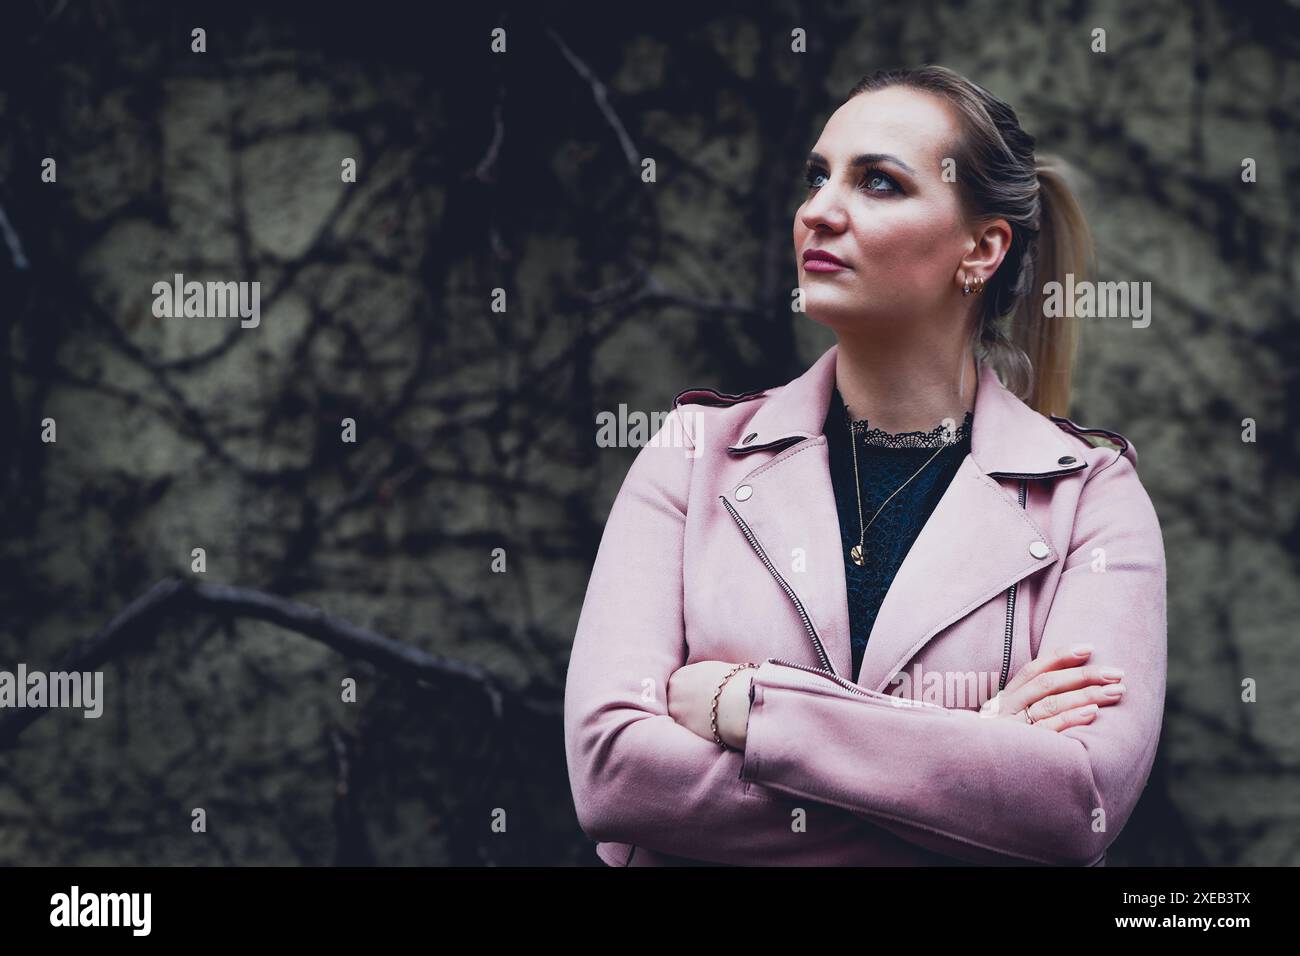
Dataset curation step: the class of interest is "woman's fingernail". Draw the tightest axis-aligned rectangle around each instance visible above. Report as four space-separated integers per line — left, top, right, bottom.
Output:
1101 667 1125 681
1103 683 1126 697
1071 644 1094 656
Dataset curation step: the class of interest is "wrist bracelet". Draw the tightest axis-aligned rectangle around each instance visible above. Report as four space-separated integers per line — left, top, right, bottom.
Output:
712 662 758 750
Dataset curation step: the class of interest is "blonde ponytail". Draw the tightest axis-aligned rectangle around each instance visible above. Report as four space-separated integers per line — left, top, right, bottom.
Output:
1008 156 1097 418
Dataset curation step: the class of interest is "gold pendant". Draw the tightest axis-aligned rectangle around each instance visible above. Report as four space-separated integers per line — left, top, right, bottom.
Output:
850 544 864 566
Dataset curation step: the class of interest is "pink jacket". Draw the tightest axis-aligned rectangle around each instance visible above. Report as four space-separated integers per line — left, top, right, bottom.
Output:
563 343 1167 866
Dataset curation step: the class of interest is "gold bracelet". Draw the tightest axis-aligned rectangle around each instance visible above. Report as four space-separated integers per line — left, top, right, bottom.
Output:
712 662 758 750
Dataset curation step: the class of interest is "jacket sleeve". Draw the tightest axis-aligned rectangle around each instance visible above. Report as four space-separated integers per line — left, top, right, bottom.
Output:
738 447 1168 866
563 408 843 864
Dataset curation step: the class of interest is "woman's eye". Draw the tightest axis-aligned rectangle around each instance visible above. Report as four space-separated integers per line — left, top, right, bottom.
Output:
804 168 828 190
862 170 898 193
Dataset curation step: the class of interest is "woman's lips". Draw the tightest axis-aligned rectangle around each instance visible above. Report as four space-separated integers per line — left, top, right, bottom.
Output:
804 259 849 273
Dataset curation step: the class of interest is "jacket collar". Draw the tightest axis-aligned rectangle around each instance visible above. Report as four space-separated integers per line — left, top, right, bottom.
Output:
724 343 1088 480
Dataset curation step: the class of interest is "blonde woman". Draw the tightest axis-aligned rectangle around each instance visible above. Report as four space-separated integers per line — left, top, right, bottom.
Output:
564 65 1166 866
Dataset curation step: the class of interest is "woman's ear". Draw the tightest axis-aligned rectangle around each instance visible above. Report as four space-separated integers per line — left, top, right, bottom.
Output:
956 217 1012 290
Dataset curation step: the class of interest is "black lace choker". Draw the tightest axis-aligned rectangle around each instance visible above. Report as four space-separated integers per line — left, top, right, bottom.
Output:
841 403 974 449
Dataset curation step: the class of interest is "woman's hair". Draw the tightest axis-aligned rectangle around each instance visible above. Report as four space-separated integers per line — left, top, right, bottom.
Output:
846 66 1096 418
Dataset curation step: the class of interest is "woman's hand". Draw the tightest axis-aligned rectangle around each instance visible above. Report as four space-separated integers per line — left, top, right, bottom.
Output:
980 644 1125 731
667 661 754 750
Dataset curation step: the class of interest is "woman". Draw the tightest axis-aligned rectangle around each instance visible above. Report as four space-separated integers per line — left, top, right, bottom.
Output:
563 65 1166 866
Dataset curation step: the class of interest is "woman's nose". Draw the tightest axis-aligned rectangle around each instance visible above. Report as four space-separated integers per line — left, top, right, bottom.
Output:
800 185 848 233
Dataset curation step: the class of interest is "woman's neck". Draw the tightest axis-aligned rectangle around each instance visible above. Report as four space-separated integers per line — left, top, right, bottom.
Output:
833 334 978 435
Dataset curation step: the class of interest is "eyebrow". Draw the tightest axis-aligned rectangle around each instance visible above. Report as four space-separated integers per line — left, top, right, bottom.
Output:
806 151 915 175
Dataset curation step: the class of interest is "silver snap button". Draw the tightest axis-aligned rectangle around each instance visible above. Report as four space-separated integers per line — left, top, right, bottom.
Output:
742 432 757 445
1057 455 1077 465
735 485 753 501
1029 541 1049 559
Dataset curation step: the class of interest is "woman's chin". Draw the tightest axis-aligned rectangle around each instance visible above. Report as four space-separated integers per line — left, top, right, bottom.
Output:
801 299 874 332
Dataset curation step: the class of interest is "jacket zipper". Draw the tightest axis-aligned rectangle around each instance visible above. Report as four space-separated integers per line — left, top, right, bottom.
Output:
762 657 951 715
998 478 1029 691
765 657 868 696
720 495 836 674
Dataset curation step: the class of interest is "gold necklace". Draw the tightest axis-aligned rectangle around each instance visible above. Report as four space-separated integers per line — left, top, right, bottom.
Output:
845 411 956 567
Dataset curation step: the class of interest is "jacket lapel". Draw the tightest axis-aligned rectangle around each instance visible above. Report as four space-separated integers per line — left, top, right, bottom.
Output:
721 343 1091 690
723 436 854 677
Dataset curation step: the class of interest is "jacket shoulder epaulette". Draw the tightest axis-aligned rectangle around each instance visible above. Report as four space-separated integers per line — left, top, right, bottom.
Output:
1049 415 1138 468
672 385 768 412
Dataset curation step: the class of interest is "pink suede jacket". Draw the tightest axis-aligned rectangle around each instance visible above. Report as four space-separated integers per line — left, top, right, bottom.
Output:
563 343 1167 866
